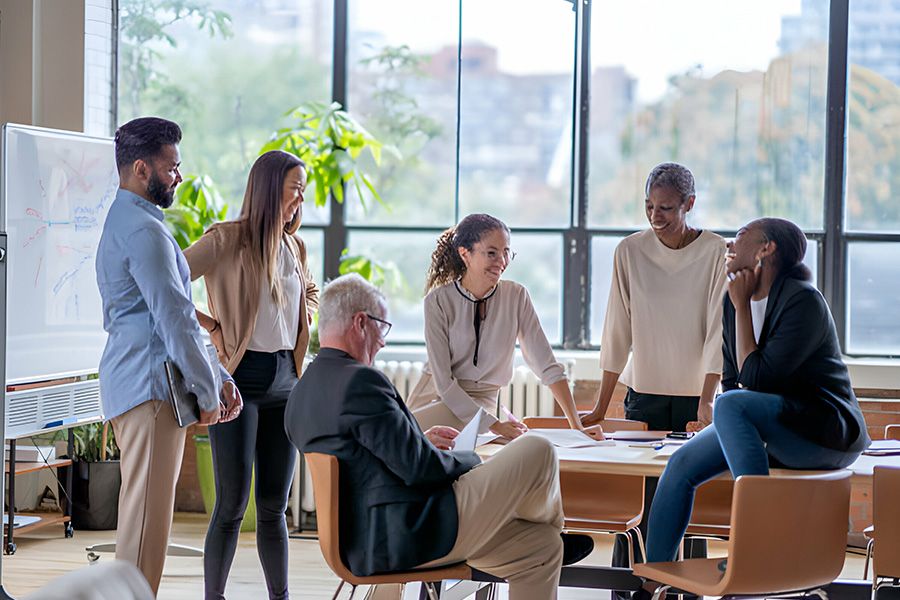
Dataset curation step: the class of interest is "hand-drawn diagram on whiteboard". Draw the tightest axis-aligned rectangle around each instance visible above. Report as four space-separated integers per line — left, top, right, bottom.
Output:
2 125 118 383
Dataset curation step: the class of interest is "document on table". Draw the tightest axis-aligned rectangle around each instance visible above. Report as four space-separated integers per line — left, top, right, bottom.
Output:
863 440 900 456
453 409 484 453
527 429 616 448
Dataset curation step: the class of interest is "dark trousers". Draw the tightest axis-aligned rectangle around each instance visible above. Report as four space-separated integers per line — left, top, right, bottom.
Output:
613 389 705 599
204 350 298 600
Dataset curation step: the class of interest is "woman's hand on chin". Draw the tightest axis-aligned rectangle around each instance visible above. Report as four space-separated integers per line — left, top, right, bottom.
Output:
727 265 760 307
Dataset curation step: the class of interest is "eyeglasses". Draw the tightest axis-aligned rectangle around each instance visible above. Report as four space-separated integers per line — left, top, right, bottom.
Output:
366 313 392 338
476 249 517 264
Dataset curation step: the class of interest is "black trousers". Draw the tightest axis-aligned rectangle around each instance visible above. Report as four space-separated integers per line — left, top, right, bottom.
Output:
613 389 706 598
204 350 298 600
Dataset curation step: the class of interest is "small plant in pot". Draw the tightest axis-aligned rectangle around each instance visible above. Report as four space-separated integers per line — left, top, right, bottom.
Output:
63 422 121 530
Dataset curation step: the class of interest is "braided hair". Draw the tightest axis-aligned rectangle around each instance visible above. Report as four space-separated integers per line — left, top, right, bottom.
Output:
425 213 510 292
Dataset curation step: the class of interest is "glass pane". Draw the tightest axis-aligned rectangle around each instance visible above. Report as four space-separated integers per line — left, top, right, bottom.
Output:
846 1 900 232
117 0 333 222
502 234 563 344
803 238 819 288
300 228 325 289
590 236 624 345
457 0 574 228
346 231 436 342
847 243 900 355
588 1 827 230
346 1 458 227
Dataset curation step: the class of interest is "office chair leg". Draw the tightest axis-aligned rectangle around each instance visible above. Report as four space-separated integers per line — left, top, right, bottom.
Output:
424 582 440 600
806 587 828 600
624 530 637 567
864 538 874 579
332 580 345 600
650 585 671 600
635 528 647 564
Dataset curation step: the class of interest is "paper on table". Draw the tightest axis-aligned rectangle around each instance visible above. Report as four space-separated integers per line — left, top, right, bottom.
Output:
527 429 616 448
863 439 900 456
452 408 484 453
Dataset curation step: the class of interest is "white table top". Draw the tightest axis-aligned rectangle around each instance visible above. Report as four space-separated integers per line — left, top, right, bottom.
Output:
477 440 900 482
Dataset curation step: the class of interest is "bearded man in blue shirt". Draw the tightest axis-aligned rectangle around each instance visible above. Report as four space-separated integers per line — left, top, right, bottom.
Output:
96 117 242 595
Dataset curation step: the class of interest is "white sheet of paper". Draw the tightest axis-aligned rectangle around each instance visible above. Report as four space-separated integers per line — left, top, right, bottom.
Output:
452 408 484 453
527 429 616 448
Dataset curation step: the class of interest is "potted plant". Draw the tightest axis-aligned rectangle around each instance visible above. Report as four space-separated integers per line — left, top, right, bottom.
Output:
63 422 121 530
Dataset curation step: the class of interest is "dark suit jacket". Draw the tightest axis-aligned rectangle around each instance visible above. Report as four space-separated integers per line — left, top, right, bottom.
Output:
722 274 869 452
285 348 481 576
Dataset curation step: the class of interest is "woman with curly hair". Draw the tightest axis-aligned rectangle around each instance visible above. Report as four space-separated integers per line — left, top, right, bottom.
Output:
407 213 596 440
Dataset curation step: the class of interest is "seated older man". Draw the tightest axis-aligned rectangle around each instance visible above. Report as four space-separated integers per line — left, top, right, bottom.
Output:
285 274 592 600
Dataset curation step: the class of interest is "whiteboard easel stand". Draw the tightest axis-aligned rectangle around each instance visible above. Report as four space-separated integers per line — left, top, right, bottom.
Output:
0 233 16 599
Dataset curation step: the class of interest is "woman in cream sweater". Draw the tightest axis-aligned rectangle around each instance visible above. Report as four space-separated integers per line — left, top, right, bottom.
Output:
584 162 727 575
184 150 319 600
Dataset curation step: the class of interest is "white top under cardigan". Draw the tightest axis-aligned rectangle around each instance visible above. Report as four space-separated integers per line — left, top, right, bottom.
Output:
599 228 728 396
422 279 567 425
247 241 302 352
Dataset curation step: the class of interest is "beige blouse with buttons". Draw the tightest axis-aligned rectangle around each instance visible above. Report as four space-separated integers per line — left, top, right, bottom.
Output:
415 279 567 428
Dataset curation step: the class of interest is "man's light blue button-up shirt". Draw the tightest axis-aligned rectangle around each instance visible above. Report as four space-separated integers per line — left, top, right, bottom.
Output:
96 189 225 420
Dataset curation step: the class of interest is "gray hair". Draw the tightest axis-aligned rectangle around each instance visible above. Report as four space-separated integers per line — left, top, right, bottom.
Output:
644 162 695 203
318 274 387 337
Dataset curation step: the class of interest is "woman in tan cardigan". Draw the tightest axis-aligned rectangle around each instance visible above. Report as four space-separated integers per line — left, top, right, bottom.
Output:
184 150 318 600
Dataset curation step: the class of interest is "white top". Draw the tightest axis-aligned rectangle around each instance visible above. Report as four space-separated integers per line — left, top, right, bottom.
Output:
750 297 768 343
599 229 728 396
247 241 302 352
423 279 567 425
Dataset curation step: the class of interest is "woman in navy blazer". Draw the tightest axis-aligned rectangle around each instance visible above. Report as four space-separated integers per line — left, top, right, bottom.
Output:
640 217 870 574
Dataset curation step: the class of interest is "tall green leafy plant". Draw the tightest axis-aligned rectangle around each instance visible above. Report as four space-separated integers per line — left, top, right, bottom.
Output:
166 174 229 249
260 101 399 210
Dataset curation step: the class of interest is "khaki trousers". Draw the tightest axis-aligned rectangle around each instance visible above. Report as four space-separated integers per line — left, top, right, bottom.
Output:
110 400 186 596
367 435 564 600
407 373 501 431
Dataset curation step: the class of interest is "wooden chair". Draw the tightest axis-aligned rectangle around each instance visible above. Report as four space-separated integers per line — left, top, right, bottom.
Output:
522 416 648 566
634 470 852 600
867 466 900 598
684 479 734 540
305 452 473 600
863 424 900 578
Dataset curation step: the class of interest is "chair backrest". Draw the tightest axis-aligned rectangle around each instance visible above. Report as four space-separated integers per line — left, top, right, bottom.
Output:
522 416 648 432
304 452 356 582
873 466 900 579
885 424 900 440
721 471 851 595
690 479 734 528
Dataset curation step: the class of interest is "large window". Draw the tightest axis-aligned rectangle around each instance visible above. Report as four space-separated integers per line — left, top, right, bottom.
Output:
117 0 331 281
114 0 900 357
845 0 900 354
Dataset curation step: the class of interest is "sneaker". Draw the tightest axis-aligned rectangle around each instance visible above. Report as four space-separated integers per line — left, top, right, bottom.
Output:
717 559 727 572
561 533 594 565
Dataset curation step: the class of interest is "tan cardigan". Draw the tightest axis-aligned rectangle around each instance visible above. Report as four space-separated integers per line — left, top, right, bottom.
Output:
184 221 319 375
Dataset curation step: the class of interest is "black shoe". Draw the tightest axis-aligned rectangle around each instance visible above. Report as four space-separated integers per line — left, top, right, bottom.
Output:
632 587 654 600
561 533 594 565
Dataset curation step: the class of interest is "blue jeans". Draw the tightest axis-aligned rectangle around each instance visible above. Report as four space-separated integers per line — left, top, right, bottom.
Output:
645 389 861 563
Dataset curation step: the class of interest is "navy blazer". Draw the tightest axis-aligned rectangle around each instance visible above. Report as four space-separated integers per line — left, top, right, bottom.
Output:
285 348 481 576
722 274 869 452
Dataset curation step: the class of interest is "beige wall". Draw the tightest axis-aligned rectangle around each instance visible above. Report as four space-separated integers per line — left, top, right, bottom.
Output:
0 0 85 132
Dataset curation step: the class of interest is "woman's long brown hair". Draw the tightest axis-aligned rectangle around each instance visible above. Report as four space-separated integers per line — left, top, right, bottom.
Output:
238 150 305 305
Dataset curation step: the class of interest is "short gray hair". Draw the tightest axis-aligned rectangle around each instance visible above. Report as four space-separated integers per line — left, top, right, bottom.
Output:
318 274 387 337
644 162 695 203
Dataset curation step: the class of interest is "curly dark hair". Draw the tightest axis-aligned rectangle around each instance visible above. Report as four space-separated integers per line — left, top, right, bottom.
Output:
424 213 510 292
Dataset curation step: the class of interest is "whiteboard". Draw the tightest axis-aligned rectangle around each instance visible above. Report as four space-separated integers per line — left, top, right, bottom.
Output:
1 124 118 384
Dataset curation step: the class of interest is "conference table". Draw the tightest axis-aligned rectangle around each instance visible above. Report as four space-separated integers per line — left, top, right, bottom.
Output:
467 437 900 599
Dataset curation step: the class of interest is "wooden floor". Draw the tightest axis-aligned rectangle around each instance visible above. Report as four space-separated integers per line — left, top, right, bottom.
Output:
0 513 869 599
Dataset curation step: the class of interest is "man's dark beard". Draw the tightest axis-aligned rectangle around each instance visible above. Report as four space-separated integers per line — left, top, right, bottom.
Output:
147 173 175 208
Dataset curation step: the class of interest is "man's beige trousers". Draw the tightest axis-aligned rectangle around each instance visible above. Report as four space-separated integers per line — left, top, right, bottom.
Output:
110 400 186 596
